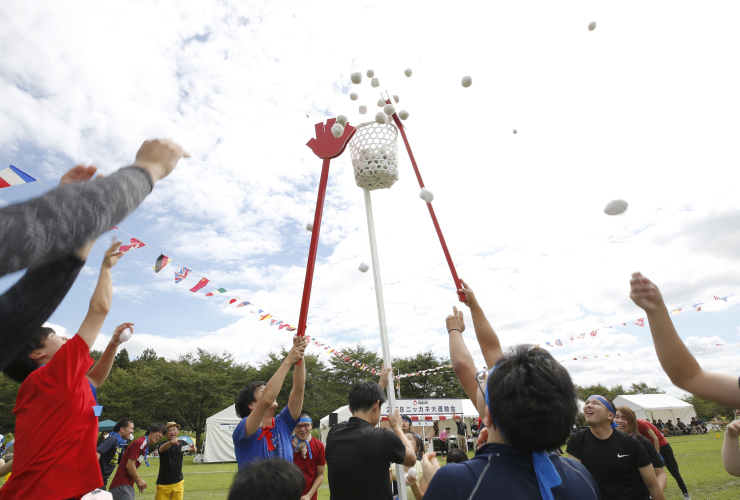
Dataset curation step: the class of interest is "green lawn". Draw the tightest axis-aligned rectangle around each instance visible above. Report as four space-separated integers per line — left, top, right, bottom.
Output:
4 433 740 498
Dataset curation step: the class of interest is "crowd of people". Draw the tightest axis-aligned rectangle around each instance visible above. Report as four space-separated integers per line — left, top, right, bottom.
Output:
0 139 739 500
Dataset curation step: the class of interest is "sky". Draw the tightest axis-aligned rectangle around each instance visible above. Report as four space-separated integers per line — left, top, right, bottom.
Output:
1 0 739 400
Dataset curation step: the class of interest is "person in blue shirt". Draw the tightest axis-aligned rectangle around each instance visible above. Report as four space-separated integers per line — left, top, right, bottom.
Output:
232 336 307 468
421 281 602 500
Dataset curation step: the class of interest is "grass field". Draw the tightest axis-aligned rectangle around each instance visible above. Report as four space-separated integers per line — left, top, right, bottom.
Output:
3 433 740 498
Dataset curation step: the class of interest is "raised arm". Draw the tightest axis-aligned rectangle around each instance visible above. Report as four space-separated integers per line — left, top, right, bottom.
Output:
244 337 307 438
458 280 503 369
446 308 484 417
630 273 740 407
87 322 133 388
389 409 419 467
287 336 307 420
723 420 740 476
77 241 124 349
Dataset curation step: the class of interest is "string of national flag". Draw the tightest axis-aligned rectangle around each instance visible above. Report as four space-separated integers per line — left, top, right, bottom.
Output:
2 159 737 378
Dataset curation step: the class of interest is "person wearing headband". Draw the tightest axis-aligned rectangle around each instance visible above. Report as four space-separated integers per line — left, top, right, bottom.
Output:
566 396 666 500
422 321 601 500
291 411 325 500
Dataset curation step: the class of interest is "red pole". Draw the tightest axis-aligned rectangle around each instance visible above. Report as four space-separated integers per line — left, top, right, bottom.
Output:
295 157 332 362
391 112 466 302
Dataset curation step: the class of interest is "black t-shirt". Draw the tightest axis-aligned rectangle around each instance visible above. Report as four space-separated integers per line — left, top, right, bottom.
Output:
97 434 124 485
677 421 686 430
634 434 664 499
566 429 651 500
156 440 186 485
456 421 467 435
326 417 406 500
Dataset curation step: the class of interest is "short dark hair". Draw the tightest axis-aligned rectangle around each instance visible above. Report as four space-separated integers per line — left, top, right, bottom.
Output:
401 415 412 425
299 410 312 420
487 345 577 451
2 327 54 383
115 418 133 433
235 381 267 419
446 448 469 463
348 380 386 413
145 422 166 436
228 459 305 500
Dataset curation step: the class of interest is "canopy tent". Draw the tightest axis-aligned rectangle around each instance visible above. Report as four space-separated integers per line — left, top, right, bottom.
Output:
203 404 239 463
98 419 117 432
612 394 696 423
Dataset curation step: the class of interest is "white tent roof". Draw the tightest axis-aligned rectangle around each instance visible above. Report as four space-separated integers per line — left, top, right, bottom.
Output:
612 394 696 423
203 404 240 463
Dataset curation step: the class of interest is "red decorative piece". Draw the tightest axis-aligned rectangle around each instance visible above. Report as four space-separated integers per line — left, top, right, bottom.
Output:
296 120 357 363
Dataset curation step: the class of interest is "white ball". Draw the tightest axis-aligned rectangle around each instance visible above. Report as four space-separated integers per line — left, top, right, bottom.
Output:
351 72 362 84
398 110 409 120
367 69 374 77
377 98 386 107
331 122 344 138
461 76 473 88
350 93 358 101
419 188 434 203
408 468 418 478
118 328 132 343
393 95 399 103
359 105 367 114
513 129 517 134
375 112 387 124
404 68 412 77
358 262 369 273
306 222 313 231
336 115 348 126
588 21 596 31
371 77 379 88
603 199 628 216
384 104 395 115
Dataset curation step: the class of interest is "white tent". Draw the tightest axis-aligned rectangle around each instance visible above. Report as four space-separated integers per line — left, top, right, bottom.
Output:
319 405 353 444
612 394 696 423
203 404 240 463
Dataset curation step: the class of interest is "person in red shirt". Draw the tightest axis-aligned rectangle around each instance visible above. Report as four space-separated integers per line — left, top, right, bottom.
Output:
291 411 326 500
635 414 690 499
0 240 134 500
109 423 166 500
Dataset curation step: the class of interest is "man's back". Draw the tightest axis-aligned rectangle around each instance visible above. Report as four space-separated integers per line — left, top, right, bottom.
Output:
326 417 405 500
424 443 601 500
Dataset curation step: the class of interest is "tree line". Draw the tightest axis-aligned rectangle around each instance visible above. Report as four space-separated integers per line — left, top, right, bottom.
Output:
0 345 465 446
2 347 732 446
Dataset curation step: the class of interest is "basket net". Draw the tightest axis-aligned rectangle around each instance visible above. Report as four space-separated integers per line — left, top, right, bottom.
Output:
348 122 399 190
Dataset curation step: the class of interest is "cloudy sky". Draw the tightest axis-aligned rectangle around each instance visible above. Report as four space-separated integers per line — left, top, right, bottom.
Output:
1 0 739 399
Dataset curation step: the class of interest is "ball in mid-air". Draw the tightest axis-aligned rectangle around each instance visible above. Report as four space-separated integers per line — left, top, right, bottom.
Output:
588 21 596 31
603 199 628 215
350 92 358 101
359 105 367 114
358 262 370 273
331 122 344 138
306 222 313 231
367 69 375 77
375 112 388 124
371 77 380 88
398 110 409 120
351 72 362 84
461 76 472 87
383 104 395 115
336 115 348 126
404 68 412 77
419 187 434 203
393 95 400 103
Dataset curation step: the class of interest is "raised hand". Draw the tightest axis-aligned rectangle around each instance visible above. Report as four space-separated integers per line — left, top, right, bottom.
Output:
111 322 134 345
133 139 190 183
630 272 666 313
458 279 479 308
102 240 125 269
379 365 393 390
446 306 465 334
306 119 356 159
60 165 102 185
287 337 308 365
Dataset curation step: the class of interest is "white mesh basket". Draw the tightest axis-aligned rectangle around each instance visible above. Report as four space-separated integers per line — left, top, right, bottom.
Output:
349 122 399 190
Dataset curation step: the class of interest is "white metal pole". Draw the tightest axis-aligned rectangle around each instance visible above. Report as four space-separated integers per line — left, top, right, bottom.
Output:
363 188 407 500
